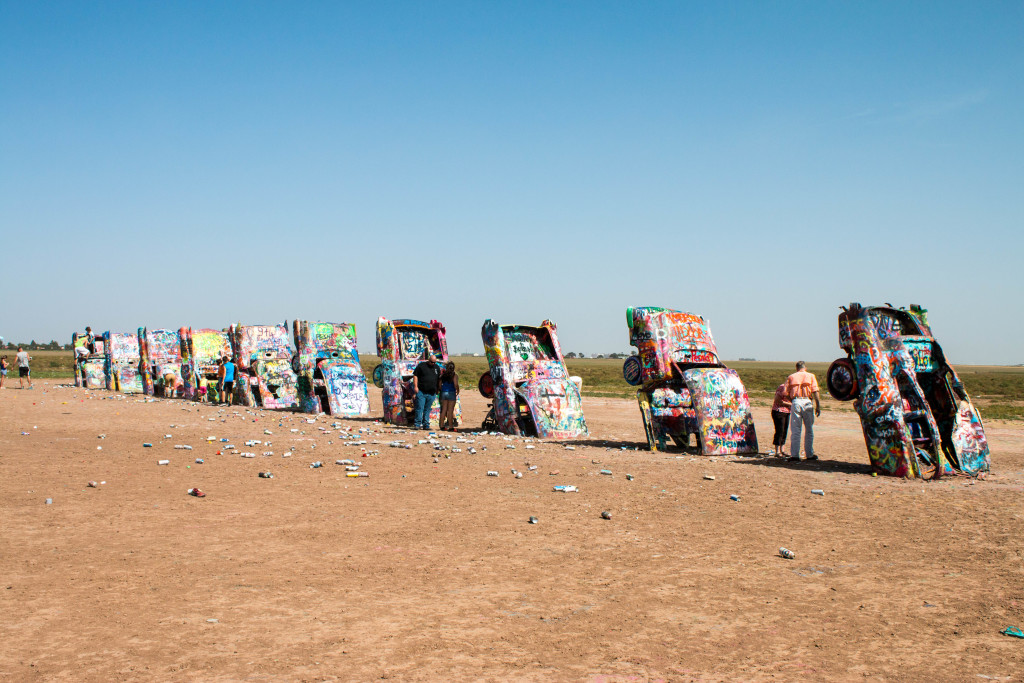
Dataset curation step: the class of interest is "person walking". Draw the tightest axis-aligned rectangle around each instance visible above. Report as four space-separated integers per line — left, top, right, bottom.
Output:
220 356 236 405
770 381 791 457
214 357 224 403
438 361 460 431
16 347 33 389
786 361 820 461
0 355 8 389
412 352 441 429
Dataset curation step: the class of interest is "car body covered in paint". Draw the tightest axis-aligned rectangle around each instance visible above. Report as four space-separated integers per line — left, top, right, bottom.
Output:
478 319 586 439
230 323 299 409
374 318 461 428
827 303 989 478
623 307 757 455
72 332 106 389
293 320 369 415
180 328 232 401
139 327 183 397
103 331 144 393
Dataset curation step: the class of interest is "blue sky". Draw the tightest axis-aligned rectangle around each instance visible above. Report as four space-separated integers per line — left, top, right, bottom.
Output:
2 1 1021 363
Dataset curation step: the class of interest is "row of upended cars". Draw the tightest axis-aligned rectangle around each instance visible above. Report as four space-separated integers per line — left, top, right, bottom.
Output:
72 304 990 479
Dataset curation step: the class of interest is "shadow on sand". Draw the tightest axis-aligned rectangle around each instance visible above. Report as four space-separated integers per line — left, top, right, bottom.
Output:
732 455 874 476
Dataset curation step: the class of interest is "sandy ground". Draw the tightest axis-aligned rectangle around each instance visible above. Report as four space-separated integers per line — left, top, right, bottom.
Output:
1 380 1023 682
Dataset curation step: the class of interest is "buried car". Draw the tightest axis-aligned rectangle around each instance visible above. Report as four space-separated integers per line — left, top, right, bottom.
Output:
180 328 232 401
230 322 299 409
72 331 106 389
827 303 989 478
373 318 461 428
478 319 586 438
139 327 184 397
293 320 369 415
104 331 145 393
623 307 757 455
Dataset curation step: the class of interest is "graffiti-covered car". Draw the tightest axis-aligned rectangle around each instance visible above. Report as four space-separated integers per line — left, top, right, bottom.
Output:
373 318 461 428
293 320 369 415
139 327 183 397
180 328 232 401
478 319 586 438
230 323 299 409
104 331 145 393
72 331 106 389
623 307 757 455
827 303 989 478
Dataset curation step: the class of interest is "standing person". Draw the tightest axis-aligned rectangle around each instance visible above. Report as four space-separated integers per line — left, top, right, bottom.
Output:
220 356 236 405
438 361 460 431
786 361 820 461
0 355 8 389
16 347 33 389
770 382 791 457
412 352 441 429
75 343 90 384
214 357 224 404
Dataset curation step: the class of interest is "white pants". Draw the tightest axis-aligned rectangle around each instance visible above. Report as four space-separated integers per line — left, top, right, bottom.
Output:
790 398 815 458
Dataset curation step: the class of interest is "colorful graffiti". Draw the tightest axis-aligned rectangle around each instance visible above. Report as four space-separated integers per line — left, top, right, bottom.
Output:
479 319 586 439
230 323 298 410
139 327 183 397
374 318 461 427
293 320 369 416
103 331 144 393
624 307 757 454
829 303 989 478
72 331 106 389
180 328 232 400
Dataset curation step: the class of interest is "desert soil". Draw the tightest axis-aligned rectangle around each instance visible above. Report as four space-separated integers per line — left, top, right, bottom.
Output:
1 380 1022 682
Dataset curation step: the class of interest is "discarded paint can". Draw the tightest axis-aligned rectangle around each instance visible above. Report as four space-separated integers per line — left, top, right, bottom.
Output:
730 494 740 501
158 459 170 465
703 475 715 480
195 458 204 464
45 498 52 505
626 474 634 481
811 489 825 496
346 472 368 477
143 443 153 448
600 469 612 475
528 516 538 524
87 481 98 488
188 488 206 498
601 510 612 520
310 461 323 468
553 485 578 492
487 471 499 477
779 547 795 560
258 472 274 478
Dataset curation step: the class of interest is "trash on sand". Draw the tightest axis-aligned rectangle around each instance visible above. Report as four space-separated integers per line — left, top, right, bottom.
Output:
600 469 613 475
87 481 98 488
553 485 578 492
1001 626 1024 638
528 516 538 524
730 494 740 501
143 443 153 448
779 547 795 560
258 472 274 478
45 498 53 505
601 510 612 520
187 488 206 498
811 489 825 496
346 472 369 477
703 475 715 481
626 474 634 480
158 460 170 465
487 471 499 477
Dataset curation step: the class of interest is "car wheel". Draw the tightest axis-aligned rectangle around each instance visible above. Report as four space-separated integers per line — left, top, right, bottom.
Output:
478 373 494 399
371 364 384 389
827 358 858 401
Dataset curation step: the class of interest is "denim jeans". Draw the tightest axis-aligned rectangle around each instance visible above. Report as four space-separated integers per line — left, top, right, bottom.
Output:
414 391 436 428
790 398 815 458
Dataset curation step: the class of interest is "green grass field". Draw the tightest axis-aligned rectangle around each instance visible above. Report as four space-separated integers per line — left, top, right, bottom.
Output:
17 350 1024 419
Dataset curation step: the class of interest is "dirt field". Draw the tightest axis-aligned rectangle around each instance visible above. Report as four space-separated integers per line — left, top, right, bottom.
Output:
2 380 1022 682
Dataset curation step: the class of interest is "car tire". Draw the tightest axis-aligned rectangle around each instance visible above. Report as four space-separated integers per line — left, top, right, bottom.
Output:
827 358 858 401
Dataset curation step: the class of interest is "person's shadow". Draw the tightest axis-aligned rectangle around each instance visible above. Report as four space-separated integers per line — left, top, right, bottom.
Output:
732 455 874 476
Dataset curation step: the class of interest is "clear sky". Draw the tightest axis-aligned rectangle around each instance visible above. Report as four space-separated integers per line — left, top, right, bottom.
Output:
2 1 1021 363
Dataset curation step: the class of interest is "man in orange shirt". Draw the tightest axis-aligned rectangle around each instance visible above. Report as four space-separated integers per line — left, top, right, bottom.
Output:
786 361 821 461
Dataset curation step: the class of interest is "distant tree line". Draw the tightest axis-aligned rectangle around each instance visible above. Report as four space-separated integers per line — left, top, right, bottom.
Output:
1 341 71 350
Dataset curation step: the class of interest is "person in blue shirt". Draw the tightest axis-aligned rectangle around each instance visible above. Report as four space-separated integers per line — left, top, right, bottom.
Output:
220 356 236 405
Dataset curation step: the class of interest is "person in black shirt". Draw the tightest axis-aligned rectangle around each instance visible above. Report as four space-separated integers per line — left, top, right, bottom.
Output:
412 352 441 429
